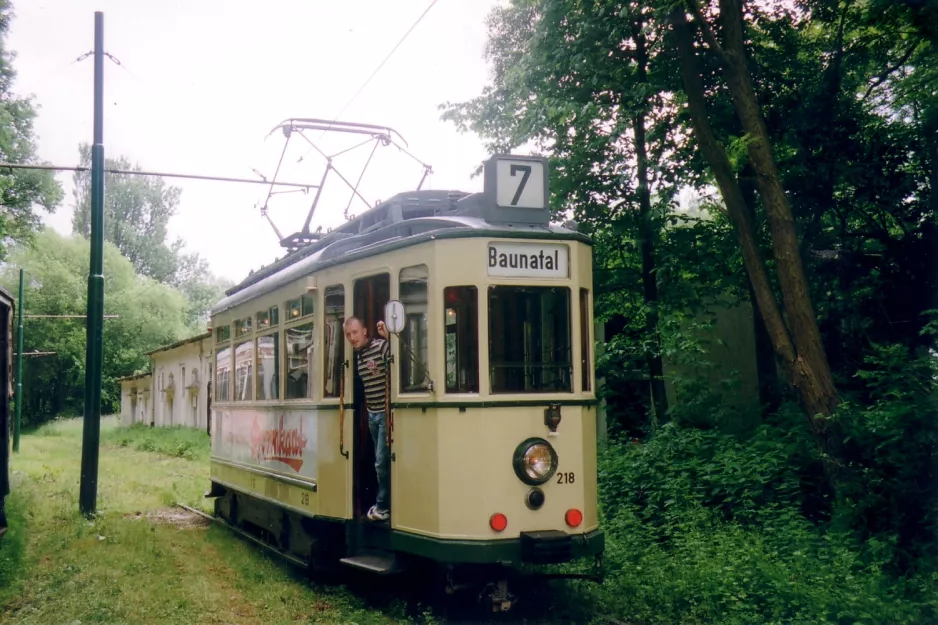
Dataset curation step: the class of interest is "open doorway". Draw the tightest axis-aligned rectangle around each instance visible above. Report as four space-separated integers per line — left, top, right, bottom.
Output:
351 273 390 521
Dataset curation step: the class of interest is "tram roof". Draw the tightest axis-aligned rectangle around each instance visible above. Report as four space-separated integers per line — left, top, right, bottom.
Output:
211 188 590 317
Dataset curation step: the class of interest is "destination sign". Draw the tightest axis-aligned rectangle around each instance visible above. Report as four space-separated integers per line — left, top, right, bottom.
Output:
487 242 569 279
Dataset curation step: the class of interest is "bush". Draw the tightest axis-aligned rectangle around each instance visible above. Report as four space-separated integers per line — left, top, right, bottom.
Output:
830 342 938 574
588 407 938 624
102 422 209 462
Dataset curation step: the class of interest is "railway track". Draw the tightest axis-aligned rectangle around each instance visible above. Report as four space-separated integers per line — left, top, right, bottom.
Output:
171 502 615 624
173 501 309 569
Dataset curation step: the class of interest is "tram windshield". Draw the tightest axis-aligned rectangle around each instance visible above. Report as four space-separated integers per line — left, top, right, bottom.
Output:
488 286 572 393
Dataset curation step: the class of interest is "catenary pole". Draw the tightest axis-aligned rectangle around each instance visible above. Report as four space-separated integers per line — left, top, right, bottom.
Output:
12 269 23 453
79 11 105 517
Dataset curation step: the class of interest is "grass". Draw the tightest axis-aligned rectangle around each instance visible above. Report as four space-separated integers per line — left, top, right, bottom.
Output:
102 420 211 463
0 416 418 625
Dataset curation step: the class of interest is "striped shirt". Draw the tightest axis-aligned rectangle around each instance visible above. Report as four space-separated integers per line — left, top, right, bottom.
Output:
355 337 390 412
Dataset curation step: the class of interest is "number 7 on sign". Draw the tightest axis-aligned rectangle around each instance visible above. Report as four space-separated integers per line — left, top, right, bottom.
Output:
509 164 532 206
494 157 545 209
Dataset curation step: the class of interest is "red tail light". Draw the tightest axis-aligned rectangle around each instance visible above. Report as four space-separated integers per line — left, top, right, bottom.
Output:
565 508 583 527
489 513 508 532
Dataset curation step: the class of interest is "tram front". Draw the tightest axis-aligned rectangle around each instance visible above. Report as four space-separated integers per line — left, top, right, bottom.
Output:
384 155 603 610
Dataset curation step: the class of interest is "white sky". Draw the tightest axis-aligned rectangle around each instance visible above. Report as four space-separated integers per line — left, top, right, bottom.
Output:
8 0 501 284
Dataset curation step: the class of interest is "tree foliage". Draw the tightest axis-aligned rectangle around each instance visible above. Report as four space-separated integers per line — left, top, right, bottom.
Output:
0 0 63 260
0 229 192 425
444 0 938 620
70 143 232 328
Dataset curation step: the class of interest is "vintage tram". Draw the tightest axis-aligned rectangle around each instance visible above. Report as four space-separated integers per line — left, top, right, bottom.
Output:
204 154 604 610
0 284 15 541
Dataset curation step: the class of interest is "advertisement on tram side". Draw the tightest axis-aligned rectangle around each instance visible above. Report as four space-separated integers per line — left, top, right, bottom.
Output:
212 408 319 480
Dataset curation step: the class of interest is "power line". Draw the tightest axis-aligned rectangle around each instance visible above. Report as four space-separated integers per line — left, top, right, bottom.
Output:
25 315 119 319
315 0 441 140
0 162 317 190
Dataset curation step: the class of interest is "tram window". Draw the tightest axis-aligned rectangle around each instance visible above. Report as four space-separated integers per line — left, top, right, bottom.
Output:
444 286 479 393
580 288 591 392
302 294 314 317
287 297 302 321
256 333 280 400
400 265 429 393
256 310 270 331
323 285 346 398
488 286 572 393
234 340 254 401
269 305 279 326
215 325 230 343
235 317 252 338
215 345 230 401
285 323 313 399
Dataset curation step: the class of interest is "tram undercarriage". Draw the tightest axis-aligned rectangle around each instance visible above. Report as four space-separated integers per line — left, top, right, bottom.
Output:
199 483 603 614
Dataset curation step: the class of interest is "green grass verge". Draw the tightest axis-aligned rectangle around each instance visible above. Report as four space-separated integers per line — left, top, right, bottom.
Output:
0 416 418 625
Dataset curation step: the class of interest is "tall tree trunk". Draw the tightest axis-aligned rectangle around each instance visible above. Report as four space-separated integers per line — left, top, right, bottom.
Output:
633 24 670 424
738 164 779 414
670 7 836 440
715 0 839 420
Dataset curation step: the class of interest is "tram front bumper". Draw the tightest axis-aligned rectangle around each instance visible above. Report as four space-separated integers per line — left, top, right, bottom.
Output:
390 528 605 565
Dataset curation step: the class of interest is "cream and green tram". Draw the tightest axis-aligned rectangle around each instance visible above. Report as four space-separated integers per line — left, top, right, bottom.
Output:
205 155 604 610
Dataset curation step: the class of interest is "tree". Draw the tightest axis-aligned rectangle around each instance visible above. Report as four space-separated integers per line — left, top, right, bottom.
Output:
71 143 181 283
70 143 232 329
443 0 938 439
669 1 840 435
0 0 63 260
0 228 192 425
173 250 233 329
442 0 690 423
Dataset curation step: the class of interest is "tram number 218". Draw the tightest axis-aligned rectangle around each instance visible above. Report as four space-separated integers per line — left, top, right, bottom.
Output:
557 472 575 484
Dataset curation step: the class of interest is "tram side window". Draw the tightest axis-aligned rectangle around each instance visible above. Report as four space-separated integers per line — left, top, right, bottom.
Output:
444 286 479 393
285 324 313 399
488 286 572 393
215 345 230 401
234 340 254 401
323 285 346 398
580 288 591 392
256 332 280 400
400 265 429 393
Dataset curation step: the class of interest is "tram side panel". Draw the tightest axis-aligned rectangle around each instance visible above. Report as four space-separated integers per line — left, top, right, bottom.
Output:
209 406 348 521
388 406 441 536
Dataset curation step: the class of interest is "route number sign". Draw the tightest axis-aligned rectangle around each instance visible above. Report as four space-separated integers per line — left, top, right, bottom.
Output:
494 157 546 210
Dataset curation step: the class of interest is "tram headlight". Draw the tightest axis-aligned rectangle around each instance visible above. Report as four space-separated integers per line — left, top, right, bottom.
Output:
512 438 558 485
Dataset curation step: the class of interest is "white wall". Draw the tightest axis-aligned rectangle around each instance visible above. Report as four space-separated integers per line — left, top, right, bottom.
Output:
151 337 212 430
118 374 152 426
116 334 212 431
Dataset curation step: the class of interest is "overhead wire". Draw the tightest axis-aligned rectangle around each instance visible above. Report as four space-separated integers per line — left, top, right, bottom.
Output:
310 0 441 146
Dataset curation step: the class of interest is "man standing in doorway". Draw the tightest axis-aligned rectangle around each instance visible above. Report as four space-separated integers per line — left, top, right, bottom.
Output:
344 316 391 522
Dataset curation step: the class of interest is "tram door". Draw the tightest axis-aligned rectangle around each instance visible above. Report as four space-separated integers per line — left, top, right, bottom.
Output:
352 273 390 521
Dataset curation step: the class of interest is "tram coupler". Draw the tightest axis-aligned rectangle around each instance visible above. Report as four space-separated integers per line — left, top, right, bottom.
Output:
480 579 514 613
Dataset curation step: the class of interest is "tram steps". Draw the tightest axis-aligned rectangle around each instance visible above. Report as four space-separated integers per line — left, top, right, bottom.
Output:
339 551 401 575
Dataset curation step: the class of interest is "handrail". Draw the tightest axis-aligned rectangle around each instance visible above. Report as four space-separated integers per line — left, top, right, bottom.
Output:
338 361 349 459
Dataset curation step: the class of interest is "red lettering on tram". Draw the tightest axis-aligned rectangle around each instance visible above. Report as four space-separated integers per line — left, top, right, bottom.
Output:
249 414 308 471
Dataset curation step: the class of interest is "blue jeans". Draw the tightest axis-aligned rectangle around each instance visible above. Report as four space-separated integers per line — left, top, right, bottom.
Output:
368 410 390 511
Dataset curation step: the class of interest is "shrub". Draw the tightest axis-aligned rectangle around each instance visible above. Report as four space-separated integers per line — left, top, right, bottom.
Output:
589 405 938 624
